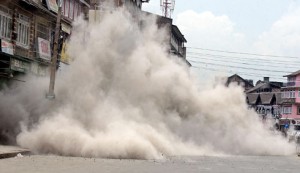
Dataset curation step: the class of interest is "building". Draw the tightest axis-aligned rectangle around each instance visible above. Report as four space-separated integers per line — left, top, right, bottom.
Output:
154 14 190 66
226 74 254 91
89 0 149 20
246 77 283 120
0 0 90 88
279 70 300 126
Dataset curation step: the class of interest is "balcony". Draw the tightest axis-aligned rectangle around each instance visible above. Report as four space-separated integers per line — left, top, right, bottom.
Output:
282 81 300 88
280 98 295 105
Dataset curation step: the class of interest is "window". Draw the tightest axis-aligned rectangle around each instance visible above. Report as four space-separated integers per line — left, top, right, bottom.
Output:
64 0 70 18
298 90 300 97
69 0 74 20
0 6 12 40
16 14 30 48
281 92 285 98
291 90 296 98
37 23 50 40
298 106 300 115
282 107 292 114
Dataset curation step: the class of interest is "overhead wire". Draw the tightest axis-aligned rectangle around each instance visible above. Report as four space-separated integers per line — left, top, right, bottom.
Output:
191 65 286 80
188 60 293 73
187 52 300 65
187 47 300 59
187 56 300 69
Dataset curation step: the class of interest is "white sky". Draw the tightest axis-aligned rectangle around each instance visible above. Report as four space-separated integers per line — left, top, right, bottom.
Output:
142 0 300 83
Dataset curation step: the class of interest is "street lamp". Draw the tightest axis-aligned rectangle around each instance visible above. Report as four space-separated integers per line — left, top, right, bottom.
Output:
46 0 62 99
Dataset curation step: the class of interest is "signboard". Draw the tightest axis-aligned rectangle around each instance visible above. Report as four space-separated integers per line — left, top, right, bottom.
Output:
1 40 14 55
60 42 70 64
61 23 72 34
45 0 59 13
38 37 51 61
10 58 30 73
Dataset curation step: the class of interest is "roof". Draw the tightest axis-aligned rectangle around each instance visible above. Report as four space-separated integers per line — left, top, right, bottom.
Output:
226 74 254 88
283 70 300 77
246 82 281 94
275 93 282 105
247 93 277 105
171 25 187 42
260 93 274 104
247 93 259 105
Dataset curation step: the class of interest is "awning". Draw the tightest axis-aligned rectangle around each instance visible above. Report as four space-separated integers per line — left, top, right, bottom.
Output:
61 23 72 34
80 0 91 8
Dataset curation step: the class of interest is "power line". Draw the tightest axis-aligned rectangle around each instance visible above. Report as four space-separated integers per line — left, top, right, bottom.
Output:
189 60 293 73
187 47 300 59
187 56 300 69
187 52 300 65
191 65 286 80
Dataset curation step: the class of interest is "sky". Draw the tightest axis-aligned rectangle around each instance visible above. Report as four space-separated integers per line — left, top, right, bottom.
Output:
142 0 300 84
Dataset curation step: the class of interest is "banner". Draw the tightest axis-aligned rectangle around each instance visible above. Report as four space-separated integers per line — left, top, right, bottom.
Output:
60 42 70 64
45 0 59 13
10 58 30 73
1 40 14 55
38 37 51 61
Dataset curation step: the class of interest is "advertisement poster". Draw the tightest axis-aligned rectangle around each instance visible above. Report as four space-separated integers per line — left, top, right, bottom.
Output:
38 37 51 61
60 42 70 64
1 40 14 55
45 0 59 13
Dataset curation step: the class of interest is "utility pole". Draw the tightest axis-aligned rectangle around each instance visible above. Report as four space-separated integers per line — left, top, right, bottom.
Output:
47 0 62 99
160 0 175 18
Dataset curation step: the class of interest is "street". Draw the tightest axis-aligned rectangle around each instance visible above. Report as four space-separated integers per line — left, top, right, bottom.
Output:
1 155 300 173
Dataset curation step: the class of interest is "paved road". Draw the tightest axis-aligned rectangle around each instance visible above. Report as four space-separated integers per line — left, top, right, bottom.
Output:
0 145 30 159
0 155 300 173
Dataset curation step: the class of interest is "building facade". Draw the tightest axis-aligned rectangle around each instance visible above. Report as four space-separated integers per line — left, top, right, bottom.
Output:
226 74 254 91
246 77 282 119
155 14 190 66
0 0 89 88
280 70 300 125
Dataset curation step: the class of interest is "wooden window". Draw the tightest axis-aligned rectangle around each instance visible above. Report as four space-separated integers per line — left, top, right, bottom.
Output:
37 23 50 40
0 6 12 40
16 14 30 48
69 0 74 20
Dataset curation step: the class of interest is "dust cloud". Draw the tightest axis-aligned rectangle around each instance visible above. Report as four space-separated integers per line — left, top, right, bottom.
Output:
0 8 296 159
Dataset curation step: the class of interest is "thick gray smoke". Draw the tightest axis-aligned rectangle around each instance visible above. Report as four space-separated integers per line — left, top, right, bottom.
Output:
0 9 296 159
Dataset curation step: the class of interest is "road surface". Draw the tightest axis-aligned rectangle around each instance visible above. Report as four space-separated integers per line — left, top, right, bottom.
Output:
0 155 300 173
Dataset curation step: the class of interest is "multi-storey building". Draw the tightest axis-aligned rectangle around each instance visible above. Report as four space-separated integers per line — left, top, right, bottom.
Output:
246 77 283 119
0 0 90 88
155 14 190 66
280 70 300 126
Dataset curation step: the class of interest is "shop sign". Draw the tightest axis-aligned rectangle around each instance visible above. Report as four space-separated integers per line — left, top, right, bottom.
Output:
45 0 58 13
38 37 51 61
60 42 70 64
1 40 14 55
62 23 72 34
10 58 30 73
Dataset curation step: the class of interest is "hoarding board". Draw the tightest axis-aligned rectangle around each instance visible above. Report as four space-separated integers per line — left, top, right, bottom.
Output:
38 37 51 61
1 40 14 55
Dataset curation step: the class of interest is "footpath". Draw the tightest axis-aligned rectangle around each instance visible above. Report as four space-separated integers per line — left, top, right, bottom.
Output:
0 145 30 159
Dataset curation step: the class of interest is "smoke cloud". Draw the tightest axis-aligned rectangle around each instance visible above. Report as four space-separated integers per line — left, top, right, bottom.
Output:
0 8 296 159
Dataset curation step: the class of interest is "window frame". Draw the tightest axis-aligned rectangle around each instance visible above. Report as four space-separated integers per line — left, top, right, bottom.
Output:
16 14 30 49
0 6 12 40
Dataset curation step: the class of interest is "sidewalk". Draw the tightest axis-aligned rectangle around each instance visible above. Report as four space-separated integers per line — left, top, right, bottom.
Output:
0 145 30 159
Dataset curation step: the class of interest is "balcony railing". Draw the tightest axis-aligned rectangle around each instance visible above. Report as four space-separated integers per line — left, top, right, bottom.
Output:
280 98 296 105
283 81 300 87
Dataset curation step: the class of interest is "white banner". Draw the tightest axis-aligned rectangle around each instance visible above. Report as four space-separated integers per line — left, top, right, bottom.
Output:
38 37 51 61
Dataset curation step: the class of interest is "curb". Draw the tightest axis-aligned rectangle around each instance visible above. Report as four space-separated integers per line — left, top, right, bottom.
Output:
0 150 31 159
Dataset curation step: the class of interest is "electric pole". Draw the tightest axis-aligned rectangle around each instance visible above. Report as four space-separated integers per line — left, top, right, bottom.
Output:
160 0 175 18
47 0 62 99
